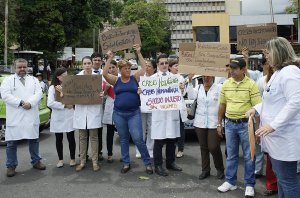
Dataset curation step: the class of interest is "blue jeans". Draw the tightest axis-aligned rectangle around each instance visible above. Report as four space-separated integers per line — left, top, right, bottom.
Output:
6 139 42 168
270 157 300 198
225 120 255 187
113 109 151 166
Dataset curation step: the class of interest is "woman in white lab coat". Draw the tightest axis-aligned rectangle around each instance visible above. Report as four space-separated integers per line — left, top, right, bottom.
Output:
47 67 76 168
73 56 104 172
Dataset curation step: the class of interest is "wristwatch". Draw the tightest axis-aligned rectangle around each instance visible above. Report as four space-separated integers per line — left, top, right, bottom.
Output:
216 124 222 127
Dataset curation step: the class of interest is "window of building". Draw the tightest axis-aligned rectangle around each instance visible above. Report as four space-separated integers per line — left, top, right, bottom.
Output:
196 26 220 42
229 26 237 43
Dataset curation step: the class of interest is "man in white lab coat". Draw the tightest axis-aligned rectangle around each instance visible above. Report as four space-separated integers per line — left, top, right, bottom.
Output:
151 54 183 176
1 58 46 177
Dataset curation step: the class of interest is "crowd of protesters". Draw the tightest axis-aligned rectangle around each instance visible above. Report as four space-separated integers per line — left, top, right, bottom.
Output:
1 37 300 198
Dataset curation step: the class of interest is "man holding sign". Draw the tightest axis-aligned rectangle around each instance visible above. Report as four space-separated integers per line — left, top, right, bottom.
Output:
151 54 185 177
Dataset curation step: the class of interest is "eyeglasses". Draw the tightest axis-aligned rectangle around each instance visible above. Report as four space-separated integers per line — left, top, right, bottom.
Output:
159 61 169 66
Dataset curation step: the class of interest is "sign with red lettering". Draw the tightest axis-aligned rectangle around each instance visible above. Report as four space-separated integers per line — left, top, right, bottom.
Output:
100 24 141 54
139 75 183 111
237 23 277 50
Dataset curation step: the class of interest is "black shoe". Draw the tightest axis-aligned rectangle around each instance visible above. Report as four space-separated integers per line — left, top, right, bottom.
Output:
121 165 131 174
98 154 104 161
255 173 263 179
155 166 168 176
217 170 224 180
198 171 210 180
263 189 278 196
166 163 182 171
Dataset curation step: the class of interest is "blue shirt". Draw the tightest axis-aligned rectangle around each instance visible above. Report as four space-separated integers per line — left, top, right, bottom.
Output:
114 76 140 113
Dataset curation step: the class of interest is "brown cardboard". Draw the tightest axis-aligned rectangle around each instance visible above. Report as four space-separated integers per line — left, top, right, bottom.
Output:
179 42 230 77
237 23 277 51
61 75 103 105
248 116 256 161
100 24 141 54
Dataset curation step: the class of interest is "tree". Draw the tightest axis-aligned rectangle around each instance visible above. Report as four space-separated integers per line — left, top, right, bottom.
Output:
285 0 298 14
118 0 173 57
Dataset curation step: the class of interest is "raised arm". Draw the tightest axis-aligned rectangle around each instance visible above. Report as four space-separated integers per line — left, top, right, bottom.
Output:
103 50 118 86
133 44 146 82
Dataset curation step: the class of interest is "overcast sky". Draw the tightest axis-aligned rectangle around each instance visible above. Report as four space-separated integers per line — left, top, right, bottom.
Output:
242 0 291 15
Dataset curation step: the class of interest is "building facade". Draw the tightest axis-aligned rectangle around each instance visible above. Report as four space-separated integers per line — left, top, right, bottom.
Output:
164 0 240 51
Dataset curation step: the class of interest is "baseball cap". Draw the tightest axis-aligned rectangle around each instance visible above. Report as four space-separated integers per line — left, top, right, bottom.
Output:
229 58 246 68
35 72 43 77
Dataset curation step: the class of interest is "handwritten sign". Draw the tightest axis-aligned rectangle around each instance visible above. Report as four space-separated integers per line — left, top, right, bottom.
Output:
237 23 277 50
100 24 141 54
140 76 183 111
60 75 102 105
179 42 230 77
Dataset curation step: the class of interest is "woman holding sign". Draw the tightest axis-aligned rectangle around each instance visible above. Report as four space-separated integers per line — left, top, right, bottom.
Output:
74 56 104 172
246 37 300 197
47 67 76 168
103 45 153 174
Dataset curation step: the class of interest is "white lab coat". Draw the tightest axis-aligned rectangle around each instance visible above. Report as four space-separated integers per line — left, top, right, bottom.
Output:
102 96 114 124
254 65 300 161
150 71 181 139
187 83 221 129
73 70 103 129
0 74 42 141
47 85 74 133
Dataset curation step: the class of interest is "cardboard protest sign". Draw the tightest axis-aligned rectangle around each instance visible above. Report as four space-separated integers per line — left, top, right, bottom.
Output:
140 75 183 111
100 24 141 54
237 23 277 51
179 42 230 77
248 116 256 161
60 75 102 105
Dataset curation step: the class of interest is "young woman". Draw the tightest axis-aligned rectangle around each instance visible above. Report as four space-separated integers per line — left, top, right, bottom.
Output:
74 56 104 172
102 60 119 163
47 67 76 168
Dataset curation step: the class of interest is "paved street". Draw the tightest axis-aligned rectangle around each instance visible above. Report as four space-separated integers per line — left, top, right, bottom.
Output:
0 127 272 198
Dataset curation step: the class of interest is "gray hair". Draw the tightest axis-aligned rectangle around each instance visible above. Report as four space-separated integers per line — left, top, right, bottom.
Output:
14 58 28 68
266 37 300 70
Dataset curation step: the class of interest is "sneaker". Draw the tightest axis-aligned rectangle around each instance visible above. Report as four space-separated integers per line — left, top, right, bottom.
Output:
56 160 64 168
7 167 16 177
33 161 46 170
69 160 76 167
176 151 184 158
245 186 255 197
217 181 237 193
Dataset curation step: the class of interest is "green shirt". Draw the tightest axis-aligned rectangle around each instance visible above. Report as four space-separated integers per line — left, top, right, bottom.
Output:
219 76 261 119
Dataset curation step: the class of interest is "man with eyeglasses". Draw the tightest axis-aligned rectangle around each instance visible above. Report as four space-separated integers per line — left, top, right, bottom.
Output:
151 53 183 176
1 58 46 177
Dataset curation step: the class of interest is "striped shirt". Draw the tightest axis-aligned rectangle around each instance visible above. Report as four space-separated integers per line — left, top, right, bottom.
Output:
219 76 261 119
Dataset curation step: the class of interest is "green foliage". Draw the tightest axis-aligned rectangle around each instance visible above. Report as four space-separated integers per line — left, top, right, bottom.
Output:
285 0 298 14
118 0 172 57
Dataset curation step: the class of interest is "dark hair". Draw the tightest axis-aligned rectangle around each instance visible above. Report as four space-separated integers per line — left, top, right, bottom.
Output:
169 59 178 67
82 56 92 62
156 53 168 63
261 57 267 65
149 59 157 71
51 67 67 86
110 60 117 66
91 52 102 59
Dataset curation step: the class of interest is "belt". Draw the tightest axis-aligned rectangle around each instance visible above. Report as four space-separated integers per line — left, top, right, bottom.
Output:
226 117 248 123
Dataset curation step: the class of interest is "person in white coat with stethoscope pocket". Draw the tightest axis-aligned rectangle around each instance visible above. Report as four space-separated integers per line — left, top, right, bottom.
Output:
1 58 46 177
73 56 104 172
47 67 76 168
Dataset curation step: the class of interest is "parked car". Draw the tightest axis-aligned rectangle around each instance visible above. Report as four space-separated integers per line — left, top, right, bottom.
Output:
129 59 138 70
0 73 51 146
168 54 178 61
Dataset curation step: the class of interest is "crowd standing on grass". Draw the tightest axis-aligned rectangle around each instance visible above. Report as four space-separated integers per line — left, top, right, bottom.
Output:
1 38 300 198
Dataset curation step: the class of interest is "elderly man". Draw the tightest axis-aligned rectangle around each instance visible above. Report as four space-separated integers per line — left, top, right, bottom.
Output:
217 58 261 197
1 58 46 177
